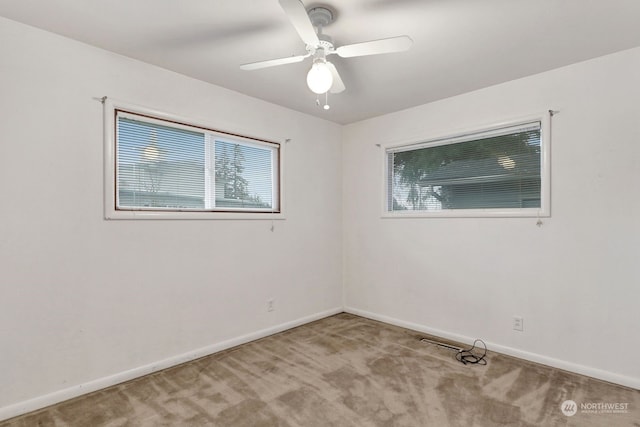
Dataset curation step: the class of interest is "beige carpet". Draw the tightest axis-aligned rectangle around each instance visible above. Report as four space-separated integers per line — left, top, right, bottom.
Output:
2 313 638 426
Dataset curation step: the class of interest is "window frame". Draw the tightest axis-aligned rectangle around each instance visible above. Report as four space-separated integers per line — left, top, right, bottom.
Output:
103 98 285 220
381 113 551 218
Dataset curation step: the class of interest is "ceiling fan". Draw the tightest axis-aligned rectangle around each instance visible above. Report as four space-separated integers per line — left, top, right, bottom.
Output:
240 0 413 109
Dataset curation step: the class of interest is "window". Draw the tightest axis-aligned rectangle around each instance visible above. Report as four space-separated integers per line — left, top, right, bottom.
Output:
104 101 281 219
385 116 550 217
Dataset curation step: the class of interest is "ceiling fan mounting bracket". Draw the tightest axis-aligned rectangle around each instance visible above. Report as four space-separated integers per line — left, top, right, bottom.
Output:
307 6 335 28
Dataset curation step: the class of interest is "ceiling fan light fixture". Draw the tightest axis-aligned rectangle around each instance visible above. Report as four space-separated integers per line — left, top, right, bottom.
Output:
306 60 333 94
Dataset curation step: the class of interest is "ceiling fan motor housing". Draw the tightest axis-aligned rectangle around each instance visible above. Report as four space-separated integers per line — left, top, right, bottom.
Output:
318 35 334 50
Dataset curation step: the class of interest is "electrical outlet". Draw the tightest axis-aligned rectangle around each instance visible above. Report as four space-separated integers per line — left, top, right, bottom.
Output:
267 299 275 312
513 316 524 332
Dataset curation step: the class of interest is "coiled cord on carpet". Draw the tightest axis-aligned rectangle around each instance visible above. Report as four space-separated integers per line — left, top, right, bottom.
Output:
455 339 487 365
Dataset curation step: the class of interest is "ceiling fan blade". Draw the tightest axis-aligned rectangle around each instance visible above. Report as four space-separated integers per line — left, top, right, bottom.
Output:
336 35 413 58
326 62 345 94
279 0 320 46
240 54 308 71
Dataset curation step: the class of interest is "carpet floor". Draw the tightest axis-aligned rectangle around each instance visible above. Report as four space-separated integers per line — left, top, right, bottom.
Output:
2 313 638 426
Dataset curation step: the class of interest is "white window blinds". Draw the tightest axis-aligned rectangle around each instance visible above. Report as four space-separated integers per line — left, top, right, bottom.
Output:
115 111 279 213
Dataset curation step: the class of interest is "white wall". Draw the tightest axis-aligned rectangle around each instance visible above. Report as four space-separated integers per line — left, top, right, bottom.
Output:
0 16 342 415
343 47 640 388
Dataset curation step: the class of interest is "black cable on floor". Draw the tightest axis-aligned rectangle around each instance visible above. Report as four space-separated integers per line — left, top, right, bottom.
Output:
456 339 487 366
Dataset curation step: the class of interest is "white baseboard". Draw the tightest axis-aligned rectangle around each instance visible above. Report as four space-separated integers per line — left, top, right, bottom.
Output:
345 307 640 390
0 307 343 422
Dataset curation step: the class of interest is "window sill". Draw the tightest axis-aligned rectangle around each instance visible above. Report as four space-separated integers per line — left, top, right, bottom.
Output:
105 209 286 220
382 207 549 219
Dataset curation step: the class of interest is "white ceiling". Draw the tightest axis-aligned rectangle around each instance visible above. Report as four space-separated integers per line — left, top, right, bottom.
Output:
1 0 640 124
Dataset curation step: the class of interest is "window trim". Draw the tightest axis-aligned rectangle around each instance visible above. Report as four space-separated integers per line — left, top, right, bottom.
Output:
381 113 551 218
103 98 285 220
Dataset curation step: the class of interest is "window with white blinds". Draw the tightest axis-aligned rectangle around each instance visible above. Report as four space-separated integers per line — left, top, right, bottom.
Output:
113 110 280 215
385 118 549 217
